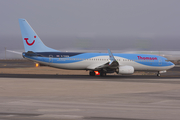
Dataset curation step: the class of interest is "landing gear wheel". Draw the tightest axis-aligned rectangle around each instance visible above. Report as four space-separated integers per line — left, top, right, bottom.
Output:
89 71 95 76
100 72 106 77
157 73 161 77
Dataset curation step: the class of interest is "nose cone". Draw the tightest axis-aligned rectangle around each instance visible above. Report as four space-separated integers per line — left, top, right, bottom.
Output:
169 62 175 68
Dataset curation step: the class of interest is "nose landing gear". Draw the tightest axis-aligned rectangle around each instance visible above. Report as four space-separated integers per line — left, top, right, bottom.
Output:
157 73 161 77
157 70 166 77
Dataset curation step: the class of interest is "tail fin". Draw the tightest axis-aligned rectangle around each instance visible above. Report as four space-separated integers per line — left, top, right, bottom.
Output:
19 19 59 52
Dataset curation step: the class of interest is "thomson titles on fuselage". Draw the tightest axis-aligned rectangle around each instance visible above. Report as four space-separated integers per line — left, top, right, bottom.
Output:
137 56 157 60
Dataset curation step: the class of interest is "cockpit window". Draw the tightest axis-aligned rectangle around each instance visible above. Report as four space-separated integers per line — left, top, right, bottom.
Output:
165 60 170 62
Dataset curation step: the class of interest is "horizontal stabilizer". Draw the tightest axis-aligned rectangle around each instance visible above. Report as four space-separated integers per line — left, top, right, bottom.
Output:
6 50 22 55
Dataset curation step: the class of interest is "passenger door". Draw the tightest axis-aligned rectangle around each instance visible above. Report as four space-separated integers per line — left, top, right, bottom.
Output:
158 58 162 66
49 55 53 63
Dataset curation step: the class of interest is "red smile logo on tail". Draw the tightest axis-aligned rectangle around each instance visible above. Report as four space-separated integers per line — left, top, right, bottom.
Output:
24 36 36 46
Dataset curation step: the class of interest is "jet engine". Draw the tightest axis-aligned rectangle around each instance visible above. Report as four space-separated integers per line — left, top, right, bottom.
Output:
118 65 134 74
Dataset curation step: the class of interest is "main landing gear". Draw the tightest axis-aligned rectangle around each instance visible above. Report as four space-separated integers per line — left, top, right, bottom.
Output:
100 71 106 76
89 71 106 76
89 71 95 76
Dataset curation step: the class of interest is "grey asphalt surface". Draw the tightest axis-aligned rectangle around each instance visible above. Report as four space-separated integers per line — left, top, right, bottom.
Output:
0 77 180 120
0 60 180 120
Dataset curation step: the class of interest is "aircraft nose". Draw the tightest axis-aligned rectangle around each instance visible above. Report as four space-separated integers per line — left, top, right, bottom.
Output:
170 62 175 68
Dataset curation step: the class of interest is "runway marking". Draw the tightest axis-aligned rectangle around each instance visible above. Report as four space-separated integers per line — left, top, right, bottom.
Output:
85 117 151 120
38 108 81 112
2 100 180 110
37 114 83 119
0 112 41 116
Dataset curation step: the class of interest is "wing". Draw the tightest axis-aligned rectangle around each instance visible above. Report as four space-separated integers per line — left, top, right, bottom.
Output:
87 49 119 70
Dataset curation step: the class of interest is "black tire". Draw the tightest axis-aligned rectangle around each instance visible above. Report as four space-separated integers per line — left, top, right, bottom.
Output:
100 72 106 77
89 71 95 76
157 73 161 77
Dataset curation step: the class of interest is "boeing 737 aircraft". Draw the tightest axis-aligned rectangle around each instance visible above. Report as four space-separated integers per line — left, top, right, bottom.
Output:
19 19 175 76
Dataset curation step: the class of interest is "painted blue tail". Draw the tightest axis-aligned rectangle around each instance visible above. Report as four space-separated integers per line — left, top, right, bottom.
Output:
19 19 59 52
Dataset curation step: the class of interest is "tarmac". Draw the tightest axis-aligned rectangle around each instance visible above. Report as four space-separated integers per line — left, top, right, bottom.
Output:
0 60 180 120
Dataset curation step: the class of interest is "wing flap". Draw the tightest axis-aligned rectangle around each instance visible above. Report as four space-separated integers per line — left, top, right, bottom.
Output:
87 63 108 70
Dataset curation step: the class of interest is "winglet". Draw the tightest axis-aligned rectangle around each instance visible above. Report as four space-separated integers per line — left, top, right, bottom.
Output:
108 49 115 61
108 49 118 66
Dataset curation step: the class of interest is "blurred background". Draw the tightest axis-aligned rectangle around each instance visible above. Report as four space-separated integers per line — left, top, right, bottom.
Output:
0 0 180 60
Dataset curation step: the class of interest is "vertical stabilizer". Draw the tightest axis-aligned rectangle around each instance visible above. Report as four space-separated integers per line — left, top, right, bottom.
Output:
19 19 59 52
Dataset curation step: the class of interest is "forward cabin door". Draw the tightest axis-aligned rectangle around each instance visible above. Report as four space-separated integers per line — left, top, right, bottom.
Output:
49 55 53 63
158 58 162 66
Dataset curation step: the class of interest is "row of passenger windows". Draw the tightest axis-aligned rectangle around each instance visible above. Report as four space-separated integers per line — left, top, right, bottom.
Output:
57 58 155 62
57 58 109 61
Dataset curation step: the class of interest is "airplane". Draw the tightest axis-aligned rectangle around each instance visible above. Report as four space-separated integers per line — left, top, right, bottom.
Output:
18 18 175 77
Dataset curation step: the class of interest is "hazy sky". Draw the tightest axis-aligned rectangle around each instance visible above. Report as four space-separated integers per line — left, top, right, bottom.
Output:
1 0 180 58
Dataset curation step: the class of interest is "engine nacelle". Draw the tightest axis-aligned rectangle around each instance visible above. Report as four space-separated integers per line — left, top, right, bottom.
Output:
118 65 134 74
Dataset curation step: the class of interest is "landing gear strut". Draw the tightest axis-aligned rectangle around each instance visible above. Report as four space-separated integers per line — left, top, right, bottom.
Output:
89 71 95 76
100 71 106 76
157 72 161 77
